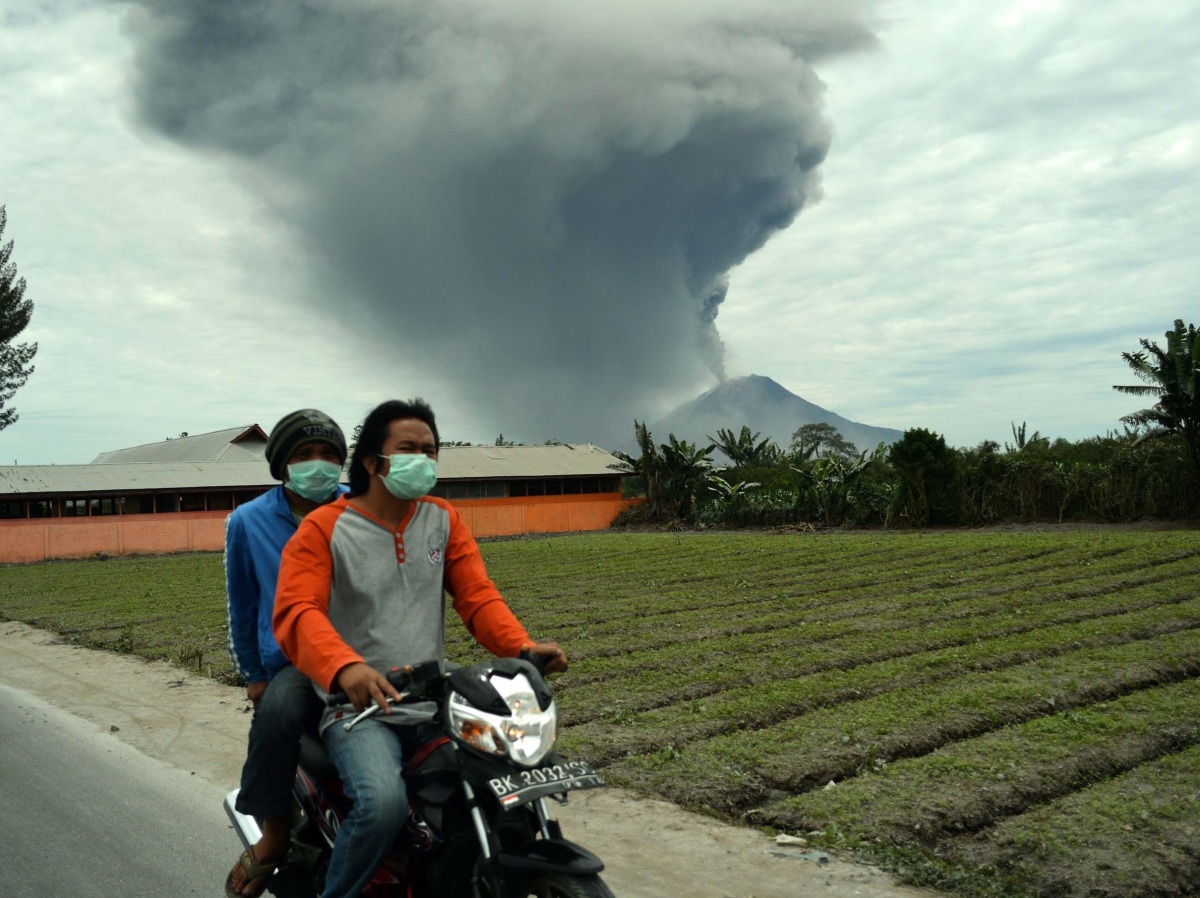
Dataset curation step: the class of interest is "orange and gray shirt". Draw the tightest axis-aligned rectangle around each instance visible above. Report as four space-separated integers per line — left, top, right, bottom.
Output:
273 494 533 731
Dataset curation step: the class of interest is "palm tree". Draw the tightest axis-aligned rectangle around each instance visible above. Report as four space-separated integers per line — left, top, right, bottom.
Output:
1114 319 1200 505
707 426 780 467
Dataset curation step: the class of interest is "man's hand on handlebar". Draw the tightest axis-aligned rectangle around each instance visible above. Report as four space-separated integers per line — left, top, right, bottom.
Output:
527 641 568 674
334 662 404 713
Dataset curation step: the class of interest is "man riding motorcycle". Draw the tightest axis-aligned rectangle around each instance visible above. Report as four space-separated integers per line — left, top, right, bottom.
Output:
272 398 566 898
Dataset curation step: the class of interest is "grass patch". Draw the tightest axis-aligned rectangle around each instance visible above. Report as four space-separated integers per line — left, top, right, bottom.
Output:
0 552 234 680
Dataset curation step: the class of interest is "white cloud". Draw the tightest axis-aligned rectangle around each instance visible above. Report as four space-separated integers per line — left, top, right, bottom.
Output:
727 0 1199 445
0 1 445 462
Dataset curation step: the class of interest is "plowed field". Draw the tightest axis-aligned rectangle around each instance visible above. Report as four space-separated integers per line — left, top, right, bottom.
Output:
466 529 1200 898
3 527 1198 897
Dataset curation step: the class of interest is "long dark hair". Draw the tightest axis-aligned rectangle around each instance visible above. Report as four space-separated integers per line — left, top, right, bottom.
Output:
348 399 440 496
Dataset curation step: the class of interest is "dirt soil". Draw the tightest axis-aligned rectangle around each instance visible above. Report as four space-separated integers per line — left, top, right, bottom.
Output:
0 620 948 898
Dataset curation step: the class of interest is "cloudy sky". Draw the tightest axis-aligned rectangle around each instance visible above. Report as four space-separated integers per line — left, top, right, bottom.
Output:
2 0 1196 465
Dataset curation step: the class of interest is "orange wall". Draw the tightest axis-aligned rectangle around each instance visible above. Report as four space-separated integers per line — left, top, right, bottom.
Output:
0 512 229 563
0 496 641 563
452 494 639 538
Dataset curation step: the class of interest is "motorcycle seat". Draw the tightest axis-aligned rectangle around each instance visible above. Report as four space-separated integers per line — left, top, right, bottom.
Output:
297 732 453 783
298 733 340 780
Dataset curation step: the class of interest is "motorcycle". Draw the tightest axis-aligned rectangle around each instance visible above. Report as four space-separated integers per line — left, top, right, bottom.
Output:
225 653 615 898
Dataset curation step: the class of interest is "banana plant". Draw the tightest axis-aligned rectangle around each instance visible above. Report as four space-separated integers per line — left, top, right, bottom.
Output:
658 434 715 521
632 420 664 520
707 426 781 467
707 475 761 502
795 444 885 526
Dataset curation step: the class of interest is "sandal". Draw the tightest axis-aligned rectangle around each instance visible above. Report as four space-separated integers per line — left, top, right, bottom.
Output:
224 845 282 898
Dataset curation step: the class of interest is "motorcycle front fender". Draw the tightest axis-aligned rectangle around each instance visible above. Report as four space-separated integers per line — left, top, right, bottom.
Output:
494 838 605 876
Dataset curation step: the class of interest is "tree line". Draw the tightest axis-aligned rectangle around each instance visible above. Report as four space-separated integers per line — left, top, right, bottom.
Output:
617 318 1200 528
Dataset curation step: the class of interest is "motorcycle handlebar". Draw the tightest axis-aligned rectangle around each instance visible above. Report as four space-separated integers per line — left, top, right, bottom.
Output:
519 648 548 676
324 665 414 707
324 652 551 706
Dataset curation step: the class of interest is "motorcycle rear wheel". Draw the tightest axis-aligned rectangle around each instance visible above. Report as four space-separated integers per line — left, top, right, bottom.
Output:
515 871 616 898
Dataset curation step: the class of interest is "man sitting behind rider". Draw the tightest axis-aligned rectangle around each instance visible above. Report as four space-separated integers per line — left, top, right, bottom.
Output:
273 398 567 898
225 409 349 898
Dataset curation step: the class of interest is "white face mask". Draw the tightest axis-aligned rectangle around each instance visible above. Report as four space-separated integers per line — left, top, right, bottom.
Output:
285 459 342 502
377 454 437 499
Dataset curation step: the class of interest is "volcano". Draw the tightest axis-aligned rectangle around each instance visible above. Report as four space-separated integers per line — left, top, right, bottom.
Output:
648 375 903 456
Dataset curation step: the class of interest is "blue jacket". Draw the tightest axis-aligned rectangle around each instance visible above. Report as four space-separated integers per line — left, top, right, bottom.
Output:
224 484 348 683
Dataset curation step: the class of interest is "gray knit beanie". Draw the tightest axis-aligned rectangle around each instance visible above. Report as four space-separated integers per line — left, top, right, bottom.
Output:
265 409 347 480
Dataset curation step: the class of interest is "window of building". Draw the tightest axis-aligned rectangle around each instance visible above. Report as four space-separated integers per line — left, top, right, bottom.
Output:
431 477 623 500
0 491 292 518
0 500 26 519
63 498 89 517
89 497 119 516
122 495 155 514
432 480 515 500
29 500 59 518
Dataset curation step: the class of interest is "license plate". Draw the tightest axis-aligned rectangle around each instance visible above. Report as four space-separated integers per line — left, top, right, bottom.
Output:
487 760 604 808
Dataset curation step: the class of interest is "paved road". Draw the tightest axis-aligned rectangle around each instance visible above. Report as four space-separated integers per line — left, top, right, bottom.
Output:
0 682 234 898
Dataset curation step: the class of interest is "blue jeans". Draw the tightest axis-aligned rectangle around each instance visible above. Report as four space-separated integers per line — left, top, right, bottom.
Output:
236 664 323 818
321 717 437 898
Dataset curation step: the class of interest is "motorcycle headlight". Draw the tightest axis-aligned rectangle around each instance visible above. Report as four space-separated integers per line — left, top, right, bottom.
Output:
448 671 557 767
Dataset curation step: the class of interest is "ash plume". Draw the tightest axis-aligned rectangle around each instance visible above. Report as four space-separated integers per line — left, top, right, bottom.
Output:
698 275 730 383
116 0 872 444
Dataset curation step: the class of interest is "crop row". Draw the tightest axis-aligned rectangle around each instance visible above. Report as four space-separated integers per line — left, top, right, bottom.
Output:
485 533 1035 615
939 743 1200 898
485 530 1192 608
549 556 1200 689
558 596 1200 765
542 575 1200 726
757 675 1200 842
512 545 1188 664
605 628 1200 813
492 537 1198 660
